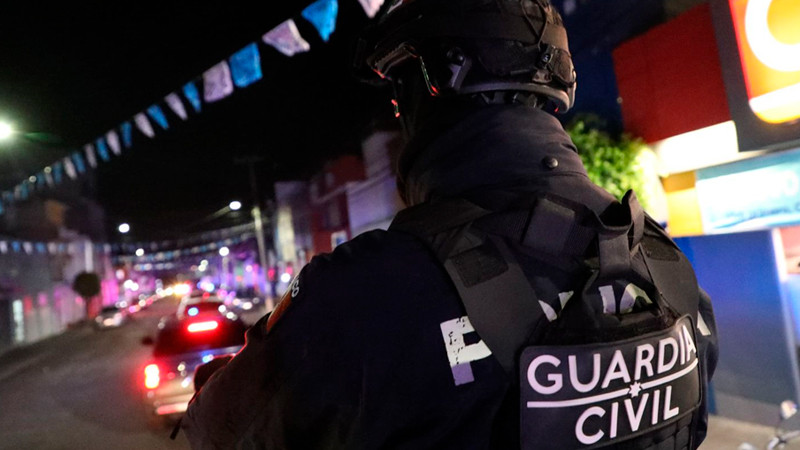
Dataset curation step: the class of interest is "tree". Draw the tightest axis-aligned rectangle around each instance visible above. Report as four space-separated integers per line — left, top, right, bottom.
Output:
72 272 101 320
565 115 651 211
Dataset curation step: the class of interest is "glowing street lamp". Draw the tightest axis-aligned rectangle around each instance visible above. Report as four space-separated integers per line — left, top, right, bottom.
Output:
0 122 14 140
135 248 145 257
218 246 230 257
118 223 130 234
229 200 242 211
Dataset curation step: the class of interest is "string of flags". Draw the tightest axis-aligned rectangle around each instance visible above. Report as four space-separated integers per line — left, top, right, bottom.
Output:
115 232 255 266
0 0 385 216
0 221 254 263
118 222 255 254
0 238 111 257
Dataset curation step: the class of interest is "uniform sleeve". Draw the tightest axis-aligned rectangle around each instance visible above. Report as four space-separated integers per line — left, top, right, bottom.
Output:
693 287 719 448
181 312 277 449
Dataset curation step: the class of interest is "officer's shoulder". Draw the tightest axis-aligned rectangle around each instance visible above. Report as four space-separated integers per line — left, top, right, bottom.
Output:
290 229 447 309
307 228 432 271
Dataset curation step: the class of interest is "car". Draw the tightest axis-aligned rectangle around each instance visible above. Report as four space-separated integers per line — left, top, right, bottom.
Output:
141 315 248 426
176 294 232 320
94 305 126 330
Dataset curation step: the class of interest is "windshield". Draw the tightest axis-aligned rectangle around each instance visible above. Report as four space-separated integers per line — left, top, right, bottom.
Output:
153 319 247 357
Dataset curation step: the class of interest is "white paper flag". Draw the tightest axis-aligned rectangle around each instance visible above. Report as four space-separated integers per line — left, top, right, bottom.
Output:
203 61 234 103
44 167 54 186
358 0 384 18
84 144 98 168
134 113 155 138
165 93 188 120
106 130 122 155
48 242 58 255
263 19 311 57
63 157 77 180
0 241 7 254
23 242 33 254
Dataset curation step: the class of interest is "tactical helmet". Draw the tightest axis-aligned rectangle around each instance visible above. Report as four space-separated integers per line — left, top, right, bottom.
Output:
357 0 576 112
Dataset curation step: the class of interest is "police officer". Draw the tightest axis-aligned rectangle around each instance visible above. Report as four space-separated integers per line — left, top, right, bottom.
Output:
182 0 718 448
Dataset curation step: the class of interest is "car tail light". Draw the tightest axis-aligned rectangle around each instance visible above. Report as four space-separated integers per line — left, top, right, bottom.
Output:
187 320 219 333
144 364 160 389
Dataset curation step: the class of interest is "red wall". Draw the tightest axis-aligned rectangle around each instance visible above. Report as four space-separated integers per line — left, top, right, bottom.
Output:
613 4 731 143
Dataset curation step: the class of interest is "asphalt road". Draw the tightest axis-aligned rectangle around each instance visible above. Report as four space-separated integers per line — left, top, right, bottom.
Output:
0 296 268 450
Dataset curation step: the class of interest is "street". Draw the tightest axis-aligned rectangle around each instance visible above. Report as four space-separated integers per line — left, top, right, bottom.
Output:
0 295 797 449
0 296 266 450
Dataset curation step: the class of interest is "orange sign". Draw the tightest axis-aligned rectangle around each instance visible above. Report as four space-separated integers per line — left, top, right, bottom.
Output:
729 0 800 123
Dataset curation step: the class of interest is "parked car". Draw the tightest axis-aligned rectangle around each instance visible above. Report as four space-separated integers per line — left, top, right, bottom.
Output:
94 305 126 330
141 315 247 426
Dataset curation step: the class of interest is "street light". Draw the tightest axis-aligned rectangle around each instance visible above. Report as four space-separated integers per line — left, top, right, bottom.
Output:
0 122 13 140
229 200 242 211
118 223 130 234
135 248 145 257
218 246 230 257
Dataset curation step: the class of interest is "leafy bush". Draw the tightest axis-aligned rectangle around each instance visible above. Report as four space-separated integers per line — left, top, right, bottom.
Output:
565 116 650 210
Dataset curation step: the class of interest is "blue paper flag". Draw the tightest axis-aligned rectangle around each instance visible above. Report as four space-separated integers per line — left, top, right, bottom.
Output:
183 82 202 113
19 183 29 200
36 243 46 254
11 241 20 253
96 138 111 162
71 152 86 173
146 105 169 130
121 121 133 149
53 161 64 184
302 0 338 42
230 43 263 88
36 172 46 188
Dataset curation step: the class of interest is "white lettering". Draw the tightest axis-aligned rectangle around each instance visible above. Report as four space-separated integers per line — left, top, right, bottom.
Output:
576 406 605 445
569 354 601 393
663 386 680 420
651 389 661 426
602 350 631 388
679 326 686 365
599 285 616 314
624 393 650 432
528 355 563 395
657 338 679 373
620 283 652 313
609 402 619 439
634 344 655 380
440 317 492 385
682 325 697 360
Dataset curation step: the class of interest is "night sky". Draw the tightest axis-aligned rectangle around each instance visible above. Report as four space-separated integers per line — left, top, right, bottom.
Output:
0 1 393 240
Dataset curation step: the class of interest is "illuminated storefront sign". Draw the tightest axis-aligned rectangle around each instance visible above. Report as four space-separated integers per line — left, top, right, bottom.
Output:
696 148 800 232
711 0 800 151
729 0 800 124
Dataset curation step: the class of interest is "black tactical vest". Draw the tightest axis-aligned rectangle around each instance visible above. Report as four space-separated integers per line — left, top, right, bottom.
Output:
390 189 705 450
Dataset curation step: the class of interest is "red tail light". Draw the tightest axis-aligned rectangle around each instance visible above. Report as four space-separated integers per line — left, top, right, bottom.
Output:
144 363 160 389
187 320 219 333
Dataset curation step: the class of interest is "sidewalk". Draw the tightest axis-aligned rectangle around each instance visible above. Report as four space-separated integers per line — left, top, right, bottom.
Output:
703 415 800 449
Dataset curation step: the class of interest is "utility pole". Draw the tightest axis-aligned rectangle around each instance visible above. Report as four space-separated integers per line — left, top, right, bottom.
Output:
234 156 270 293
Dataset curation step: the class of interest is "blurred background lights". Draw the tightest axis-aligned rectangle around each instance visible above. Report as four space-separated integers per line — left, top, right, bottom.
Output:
229 200 242 211
118 223 130 234
0 122 13 140
219 246 230 257
135 248 145 257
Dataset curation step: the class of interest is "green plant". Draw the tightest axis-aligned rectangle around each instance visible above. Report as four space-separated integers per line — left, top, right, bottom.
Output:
565 116 650 210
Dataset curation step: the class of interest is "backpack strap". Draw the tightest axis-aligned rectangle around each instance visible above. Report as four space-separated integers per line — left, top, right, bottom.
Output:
640 215 701 323
392 198 545 374
389 190 657 376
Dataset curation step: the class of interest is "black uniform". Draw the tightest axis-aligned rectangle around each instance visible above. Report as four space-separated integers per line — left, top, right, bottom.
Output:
182 105 718 449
